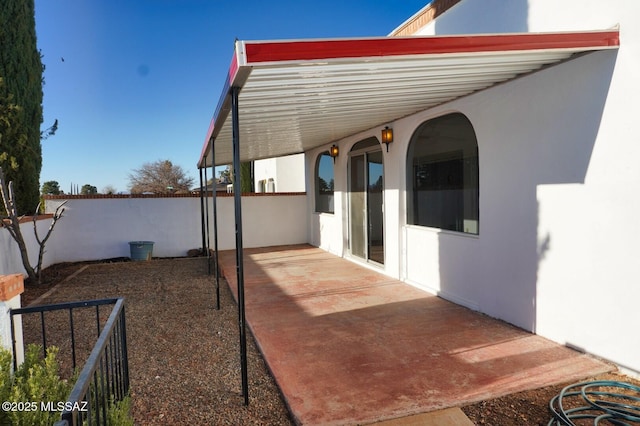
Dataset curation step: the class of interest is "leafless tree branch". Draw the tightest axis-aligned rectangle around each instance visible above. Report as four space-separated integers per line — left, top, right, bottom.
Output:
1 166 66 285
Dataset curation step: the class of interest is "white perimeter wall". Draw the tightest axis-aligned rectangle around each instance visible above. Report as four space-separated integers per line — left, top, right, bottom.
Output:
0 194 307 276
307 0 639 374
0 220 56 276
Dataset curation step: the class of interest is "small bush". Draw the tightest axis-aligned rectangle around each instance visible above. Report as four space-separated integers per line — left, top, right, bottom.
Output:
0 344 134 425
107 395 134 426
0 348 12 416
2 344 72 426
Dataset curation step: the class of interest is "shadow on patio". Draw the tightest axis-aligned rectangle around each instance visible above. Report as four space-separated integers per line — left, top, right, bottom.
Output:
218 244 612 425
21 246 614 425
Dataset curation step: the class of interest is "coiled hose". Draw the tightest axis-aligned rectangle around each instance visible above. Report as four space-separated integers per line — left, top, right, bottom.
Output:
548 380 640 425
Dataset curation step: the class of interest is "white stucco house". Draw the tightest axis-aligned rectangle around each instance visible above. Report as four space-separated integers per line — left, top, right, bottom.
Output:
198 0 639 376
253 153 305 193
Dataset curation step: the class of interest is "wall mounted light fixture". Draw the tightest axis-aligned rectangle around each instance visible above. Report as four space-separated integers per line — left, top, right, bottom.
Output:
329 144 339 162
381 126 393 152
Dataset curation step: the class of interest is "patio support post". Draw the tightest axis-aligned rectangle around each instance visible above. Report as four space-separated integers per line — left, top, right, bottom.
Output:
231 85 249 405
199 167 207 266
210 139 220 310
204 159 211 274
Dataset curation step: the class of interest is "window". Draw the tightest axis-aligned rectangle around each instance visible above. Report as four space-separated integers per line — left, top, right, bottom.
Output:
407 113 479 234
315 152 334 213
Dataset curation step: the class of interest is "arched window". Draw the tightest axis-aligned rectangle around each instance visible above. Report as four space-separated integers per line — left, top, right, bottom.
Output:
407 113 479 234
315 152 334 213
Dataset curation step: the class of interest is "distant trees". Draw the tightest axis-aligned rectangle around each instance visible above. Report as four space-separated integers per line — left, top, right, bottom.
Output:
318 177 334 193
102 185 117 195
240 163 252 193
42 182 115 195
0 0 45 214
218 163 253 192
41 180 60 195
80 184 97 195
128 159 194 194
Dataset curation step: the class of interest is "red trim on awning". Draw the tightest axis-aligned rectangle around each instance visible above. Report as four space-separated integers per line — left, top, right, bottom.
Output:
228 53 240 85
243 30 620 64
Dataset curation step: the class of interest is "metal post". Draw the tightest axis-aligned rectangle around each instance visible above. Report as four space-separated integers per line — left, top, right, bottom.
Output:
199 168 206 261
204 161 211 274
211 140 221 310
231 85 249 405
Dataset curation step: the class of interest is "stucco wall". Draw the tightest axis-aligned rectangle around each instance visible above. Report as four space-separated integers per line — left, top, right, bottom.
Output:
43 196 203 262
306 0 639 374
399 47 621 328
254 153 306 192
527 0 639 377
0 219 56 276
205 193 308 250
0 194 308 270
424 0 640 380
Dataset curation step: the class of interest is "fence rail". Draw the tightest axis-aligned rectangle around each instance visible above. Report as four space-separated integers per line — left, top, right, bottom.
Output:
10 298 130 426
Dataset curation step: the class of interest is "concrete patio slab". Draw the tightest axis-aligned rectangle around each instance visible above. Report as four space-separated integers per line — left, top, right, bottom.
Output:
371 407 474 426
218 244 612 425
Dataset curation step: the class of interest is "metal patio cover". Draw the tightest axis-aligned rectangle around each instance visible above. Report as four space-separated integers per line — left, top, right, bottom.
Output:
198 29 619 168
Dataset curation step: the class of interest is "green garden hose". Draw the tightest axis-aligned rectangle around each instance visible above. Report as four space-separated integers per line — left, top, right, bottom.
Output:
548 380 640 425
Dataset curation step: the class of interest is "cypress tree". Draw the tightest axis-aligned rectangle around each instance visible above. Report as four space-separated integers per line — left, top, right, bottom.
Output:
0 0 44 214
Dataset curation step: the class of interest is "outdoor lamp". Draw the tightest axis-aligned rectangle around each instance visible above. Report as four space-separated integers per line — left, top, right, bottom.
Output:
329 144 339 162
381 126 393 152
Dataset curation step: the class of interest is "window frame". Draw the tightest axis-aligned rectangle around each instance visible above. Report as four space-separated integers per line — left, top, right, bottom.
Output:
315 151 335 214
406 112 479 235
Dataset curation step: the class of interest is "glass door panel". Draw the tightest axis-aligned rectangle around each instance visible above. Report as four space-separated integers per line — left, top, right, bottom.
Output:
367 151 384 264
349 154 366 259
349 147 384 265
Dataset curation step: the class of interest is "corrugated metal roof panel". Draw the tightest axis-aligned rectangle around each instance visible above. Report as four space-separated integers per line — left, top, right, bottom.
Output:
199 29 619 168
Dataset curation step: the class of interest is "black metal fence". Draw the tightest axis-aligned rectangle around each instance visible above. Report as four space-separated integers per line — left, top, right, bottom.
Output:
10 298 130 426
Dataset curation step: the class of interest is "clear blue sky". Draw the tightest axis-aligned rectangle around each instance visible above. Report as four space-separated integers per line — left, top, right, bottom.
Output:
35 0 430 193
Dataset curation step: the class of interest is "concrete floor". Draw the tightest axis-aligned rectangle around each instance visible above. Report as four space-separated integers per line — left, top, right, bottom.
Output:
217 244 612 425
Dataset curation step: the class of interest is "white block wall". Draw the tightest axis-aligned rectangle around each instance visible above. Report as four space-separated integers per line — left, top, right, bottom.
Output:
0 219 57 277
0 194 307 277
44 196 204 262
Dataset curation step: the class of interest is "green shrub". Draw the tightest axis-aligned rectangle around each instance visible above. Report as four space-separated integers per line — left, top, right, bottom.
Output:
107 395 134 426
87 376 134 426
0 344 134 425
6 344 72 426
0 347 13 424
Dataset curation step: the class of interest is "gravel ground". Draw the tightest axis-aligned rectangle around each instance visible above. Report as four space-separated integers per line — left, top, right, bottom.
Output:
21 258 640 425
22 258 293 425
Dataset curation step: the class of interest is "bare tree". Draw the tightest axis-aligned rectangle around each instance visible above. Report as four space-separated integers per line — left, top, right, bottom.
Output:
0 166 66 285
128 159 194 194
102 185 117 195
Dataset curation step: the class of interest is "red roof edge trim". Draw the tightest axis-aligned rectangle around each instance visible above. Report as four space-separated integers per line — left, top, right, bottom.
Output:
244 30 619 64
199 116 216 166
199 52 240 167
228 50 240 85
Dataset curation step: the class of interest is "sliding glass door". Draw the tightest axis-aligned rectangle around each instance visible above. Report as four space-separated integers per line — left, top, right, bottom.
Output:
349 138 384 265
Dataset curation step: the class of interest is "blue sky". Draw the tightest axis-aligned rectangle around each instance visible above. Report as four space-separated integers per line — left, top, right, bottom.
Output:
35 0 430 193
